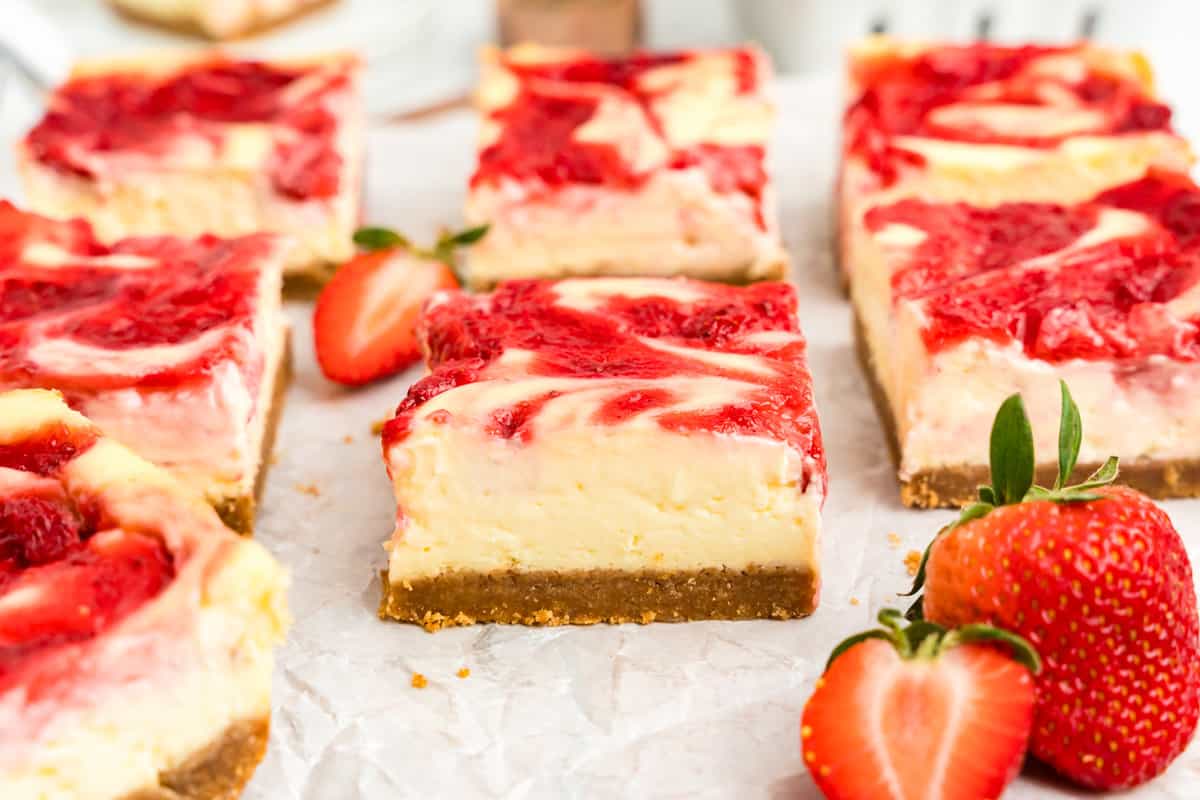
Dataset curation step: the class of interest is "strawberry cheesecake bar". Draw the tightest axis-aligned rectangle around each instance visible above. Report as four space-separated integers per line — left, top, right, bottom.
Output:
0 201 288 533
465 45 787 288
380 277 825 630
18 51 362 284
0 389 287 799
109 0 335 40
839 38 1193 281
854 170 1200 506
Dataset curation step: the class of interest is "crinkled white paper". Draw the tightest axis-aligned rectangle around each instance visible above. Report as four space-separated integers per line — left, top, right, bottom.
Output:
3 75 1198 800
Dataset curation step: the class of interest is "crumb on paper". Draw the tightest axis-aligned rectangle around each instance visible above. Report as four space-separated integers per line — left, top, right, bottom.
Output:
295 483 321 497
371 418 388 436
849 596 860 606
411 673 428 689
342 434 354 444
904 550 922 576
887 532 901 548
456 667 470 679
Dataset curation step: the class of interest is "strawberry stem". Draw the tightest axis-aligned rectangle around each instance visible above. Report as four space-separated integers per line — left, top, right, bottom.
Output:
942 624 1042 674
353 226 410 251
352 224 490 265
826 610 1041 675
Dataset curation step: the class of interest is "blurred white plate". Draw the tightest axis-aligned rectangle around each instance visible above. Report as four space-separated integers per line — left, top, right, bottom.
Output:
3 0 491 118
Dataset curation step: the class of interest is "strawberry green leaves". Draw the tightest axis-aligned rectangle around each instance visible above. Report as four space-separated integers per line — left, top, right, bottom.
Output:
1056 380 1082 490
431 224 489 264
827 609 1041 675
352 226 410 251
351 224 489 261
989 394 1036 505
1080 456 1119 488
975 380 1119 515
439 224 490 248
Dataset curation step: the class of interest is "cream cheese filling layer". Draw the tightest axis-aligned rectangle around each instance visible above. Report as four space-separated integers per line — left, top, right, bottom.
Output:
465 170 786 288
894 337 1200 477
386 415 821 581
0 648 271 800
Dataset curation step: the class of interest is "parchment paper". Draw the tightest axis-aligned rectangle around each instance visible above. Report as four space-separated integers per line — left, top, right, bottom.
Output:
2 74 1198 800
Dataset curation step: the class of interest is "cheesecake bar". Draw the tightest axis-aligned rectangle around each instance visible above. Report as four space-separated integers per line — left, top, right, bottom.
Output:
18 51 362 283
380 277 826 630
0 389 287 799
110 0 335 40
853 169 1200 507
839 37 1193 281
0 201 289 533
465 45 787 288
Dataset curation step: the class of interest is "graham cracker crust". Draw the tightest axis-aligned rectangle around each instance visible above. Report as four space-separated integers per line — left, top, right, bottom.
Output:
900 460 1200 508
282 266 339 299
852 308 1200 508
120 716 269 800
380 566 818 632
110 0 338 41
211 337 292 535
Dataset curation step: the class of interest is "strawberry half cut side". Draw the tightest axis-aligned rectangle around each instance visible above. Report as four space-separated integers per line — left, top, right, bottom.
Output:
802 609 1039 800
314 224 487 386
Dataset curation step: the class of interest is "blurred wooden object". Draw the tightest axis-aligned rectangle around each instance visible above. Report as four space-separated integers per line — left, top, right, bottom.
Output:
498 0 641 55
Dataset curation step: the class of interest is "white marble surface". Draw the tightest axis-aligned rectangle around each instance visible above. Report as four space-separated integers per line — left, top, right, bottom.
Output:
1 73 1199 799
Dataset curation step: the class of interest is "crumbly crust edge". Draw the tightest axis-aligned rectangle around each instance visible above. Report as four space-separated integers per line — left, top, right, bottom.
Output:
210 336 292 534
119 716 269 800
380 565 819 632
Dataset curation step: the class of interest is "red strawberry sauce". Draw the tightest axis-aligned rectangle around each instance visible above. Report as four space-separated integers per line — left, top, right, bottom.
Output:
385 280 825 492
0 425 173 695
865 171 1200 362
25 58 349 200
845 43 1173 185
0 202 269 389
471 50 769 229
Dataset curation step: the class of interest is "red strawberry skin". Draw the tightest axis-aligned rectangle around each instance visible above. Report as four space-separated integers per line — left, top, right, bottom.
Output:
924 486 1200 789
802 638 1034 800
314 248 458 386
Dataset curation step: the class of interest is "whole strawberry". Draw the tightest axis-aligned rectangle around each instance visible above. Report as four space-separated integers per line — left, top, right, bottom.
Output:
910 381 1200 789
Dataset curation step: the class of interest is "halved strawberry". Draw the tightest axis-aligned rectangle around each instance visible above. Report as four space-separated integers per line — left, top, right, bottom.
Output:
314 225 488 386
801 610 1039 800
314 249 455 385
